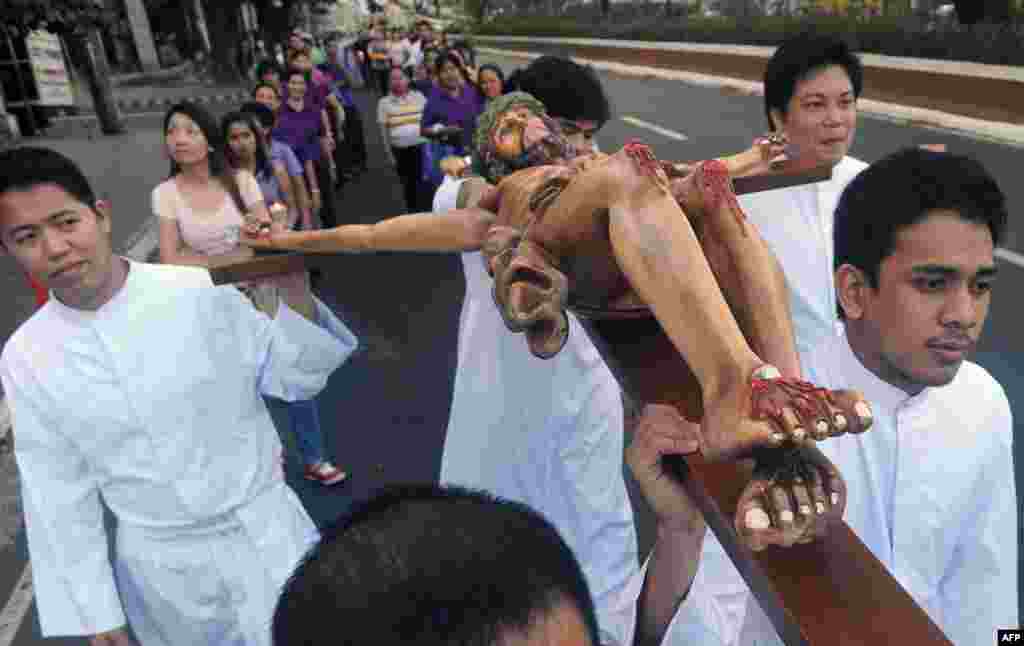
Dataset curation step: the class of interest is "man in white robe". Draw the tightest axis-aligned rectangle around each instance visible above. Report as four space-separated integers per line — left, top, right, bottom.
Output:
697 148 1017 645
0 147 359 646
737 33 868 364
432 57 644 646
687 37 871 642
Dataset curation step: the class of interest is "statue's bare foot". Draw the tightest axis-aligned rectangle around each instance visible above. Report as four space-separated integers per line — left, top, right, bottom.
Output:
735 446 847 552
699 365 873 462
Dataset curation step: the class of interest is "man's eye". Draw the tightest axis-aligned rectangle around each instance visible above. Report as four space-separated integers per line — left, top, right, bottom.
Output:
915 277 946 291
974 280 994 293
58 217 78 228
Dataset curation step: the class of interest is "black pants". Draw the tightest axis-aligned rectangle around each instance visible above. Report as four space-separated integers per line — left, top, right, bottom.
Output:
393 144 427 212
374 68 390 96
314 157 338 228
336 105 368 173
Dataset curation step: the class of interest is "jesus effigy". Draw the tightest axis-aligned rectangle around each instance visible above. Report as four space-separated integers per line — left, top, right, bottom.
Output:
241 92 873 464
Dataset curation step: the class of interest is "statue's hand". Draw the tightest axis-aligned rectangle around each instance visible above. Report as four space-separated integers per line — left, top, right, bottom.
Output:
735 446 848 552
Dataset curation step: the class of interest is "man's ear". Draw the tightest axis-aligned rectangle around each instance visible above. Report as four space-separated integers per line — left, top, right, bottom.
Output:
94 199 113 232
835 263 868 321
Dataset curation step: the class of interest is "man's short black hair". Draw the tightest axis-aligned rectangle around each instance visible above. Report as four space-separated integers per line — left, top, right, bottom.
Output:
240 101 275 130
505 56 611 128
0 146 96 207
834 147 1007 306
763 33 863 131
273 484 601 646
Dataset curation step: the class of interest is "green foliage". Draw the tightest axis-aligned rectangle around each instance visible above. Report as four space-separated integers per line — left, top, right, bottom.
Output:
475 13 1024 65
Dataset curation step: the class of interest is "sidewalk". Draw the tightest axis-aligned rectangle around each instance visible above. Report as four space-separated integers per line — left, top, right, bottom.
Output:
477 45 1024 148
74 77 250 115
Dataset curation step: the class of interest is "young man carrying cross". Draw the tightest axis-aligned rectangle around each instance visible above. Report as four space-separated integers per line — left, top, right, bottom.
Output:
697 148 1017 646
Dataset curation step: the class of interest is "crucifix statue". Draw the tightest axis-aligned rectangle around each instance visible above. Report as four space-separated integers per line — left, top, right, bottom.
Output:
227 93 951 645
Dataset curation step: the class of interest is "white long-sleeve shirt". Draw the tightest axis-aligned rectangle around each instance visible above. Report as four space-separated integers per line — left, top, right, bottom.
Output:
697 332 1018 646
1 260 359 637
433 178 640 646
739 156 868 365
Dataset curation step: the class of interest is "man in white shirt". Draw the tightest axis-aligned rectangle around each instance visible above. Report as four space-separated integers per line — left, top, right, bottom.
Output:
701 147 1017 645
738 33 869 365
432 59 641 646
0 147 359 646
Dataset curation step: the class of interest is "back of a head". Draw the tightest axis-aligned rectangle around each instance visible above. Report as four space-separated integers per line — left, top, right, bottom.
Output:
763 32 863 131
834 147 1007 289
505 56 611 127
0 146 95 206
273 484 600 646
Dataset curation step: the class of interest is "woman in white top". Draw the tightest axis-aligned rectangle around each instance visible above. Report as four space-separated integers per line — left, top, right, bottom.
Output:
156 101 348 486
156 101 269 266
377 66 429 211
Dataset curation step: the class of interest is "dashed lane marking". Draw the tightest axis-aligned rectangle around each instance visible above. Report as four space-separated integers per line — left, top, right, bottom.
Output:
0 563 31 646
620 116 689 141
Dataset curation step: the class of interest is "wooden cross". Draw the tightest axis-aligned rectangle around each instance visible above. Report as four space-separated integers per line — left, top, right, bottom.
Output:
208 167 952 645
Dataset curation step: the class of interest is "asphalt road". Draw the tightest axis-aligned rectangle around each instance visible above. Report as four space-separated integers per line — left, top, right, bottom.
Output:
1 57 1022 643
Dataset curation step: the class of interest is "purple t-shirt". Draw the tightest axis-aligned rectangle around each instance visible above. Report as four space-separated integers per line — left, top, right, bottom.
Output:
283 78 331 112
273 102 322 164
270 139 303 177
421 84 485 153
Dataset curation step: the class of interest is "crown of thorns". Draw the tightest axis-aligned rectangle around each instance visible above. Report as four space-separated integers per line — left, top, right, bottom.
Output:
472 92 550 182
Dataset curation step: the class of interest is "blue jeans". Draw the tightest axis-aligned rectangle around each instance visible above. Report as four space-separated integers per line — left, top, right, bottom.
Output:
283 399 325 467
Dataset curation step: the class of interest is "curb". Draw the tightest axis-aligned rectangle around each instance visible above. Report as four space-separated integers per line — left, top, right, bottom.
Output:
115 90 251 113
479 47 1024 149
111 62 195 87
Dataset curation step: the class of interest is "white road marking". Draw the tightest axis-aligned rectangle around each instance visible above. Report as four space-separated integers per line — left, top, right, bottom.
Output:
0 564 31 646
621 116 689 141
996 247 1024 269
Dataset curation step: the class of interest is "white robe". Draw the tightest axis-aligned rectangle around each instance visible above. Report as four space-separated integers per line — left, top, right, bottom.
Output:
697 333 1018 646
433 177 641 646
738 156 868 365
0 260 359 643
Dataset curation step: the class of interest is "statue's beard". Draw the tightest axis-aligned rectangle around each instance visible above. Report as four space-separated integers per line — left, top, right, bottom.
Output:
510 116 577 170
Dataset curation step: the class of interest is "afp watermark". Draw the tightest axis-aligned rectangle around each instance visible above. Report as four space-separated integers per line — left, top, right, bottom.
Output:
999 629 1024 642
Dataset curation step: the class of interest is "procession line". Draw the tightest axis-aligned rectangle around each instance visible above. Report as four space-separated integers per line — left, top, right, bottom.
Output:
0 563 31 646
620 116 689 141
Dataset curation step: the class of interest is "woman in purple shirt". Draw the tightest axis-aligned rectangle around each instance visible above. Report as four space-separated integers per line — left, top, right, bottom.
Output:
275 69 338 228
420 51 485 155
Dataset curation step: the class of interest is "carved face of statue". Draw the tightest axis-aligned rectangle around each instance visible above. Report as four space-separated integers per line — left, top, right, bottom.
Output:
490 105 573 167
474 93 577 184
